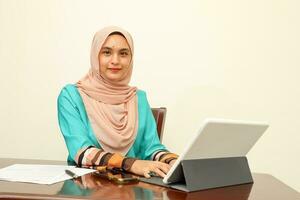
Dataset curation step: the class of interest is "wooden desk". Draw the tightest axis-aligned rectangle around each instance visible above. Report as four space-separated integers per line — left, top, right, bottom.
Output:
0 158 299 200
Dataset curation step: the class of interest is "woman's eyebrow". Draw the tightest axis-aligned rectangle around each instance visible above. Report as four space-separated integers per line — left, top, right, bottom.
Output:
101 46 130 51
120 48 130 52
101 47 112 50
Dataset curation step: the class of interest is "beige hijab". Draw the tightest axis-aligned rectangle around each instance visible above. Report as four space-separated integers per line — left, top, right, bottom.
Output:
77 26 138 155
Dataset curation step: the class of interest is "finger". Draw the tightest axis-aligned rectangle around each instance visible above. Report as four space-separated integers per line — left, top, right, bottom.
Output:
153 161 170 169
153 168 167 178
169 159 178 167
143 170 151 178
161 162 171 170
157 163 171 174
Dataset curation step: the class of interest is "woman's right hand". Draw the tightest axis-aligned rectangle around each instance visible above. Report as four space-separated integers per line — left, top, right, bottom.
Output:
129 160 171 178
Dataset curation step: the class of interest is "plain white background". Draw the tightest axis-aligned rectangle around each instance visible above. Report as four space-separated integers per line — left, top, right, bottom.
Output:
0 0 299 192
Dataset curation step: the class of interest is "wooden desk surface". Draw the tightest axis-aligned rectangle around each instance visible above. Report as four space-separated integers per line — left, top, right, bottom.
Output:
0 158 299 200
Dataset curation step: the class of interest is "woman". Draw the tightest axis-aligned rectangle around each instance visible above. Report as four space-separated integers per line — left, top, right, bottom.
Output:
57 26 178 178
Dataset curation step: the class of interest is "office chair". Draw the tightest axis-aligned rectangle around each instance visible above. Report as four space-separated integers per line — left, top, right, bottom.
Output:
151 107 167 142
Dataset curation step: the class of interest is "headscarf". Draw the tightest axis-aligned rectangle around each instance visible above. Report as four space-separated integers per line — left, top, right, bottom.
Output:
77 26 138 155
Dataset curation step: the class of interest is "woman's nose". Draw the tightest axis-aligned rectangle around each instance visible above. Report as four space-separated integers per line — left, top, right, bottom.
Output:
111 53 119 65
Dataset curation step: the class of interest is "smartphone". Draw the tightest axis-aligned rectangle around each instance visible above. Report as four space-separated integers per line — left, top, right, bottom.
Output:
93 170 139 184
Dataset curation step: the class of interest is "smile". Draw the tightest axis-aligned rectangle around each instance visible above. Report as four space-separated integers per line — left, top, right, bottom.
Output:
108 68 122 73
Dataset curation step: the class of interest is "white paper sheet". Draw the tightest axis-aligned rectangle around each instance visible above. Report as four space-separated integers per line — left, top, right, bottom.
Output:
0 164 96 184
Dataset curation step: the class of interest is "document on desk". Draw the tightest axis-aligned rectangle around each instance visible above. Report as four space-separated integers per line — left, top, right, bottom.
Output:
0 164 96 184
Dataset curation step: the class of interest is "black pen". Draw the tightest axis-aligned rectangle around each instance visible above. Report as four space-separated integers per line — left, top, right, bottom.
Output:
65 169 79 179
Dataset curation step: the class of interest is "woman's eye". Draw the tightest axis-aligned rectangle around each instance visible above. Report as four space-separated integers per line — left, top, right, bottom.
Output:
102 51 111 55
120 52 129 56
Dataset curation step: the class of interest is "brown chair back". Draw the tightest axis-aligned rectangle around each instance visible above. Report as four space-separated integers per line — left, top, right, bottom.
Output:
151 107 167 141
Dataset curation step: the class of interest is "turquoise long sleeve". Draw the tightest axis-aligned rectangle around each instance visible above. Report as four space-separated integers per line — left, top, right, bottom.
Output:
57 84 167 164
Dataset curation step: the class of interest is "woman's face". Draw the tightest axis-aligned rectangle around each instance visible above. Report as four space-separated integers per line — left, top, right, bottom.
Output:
98 34 132 82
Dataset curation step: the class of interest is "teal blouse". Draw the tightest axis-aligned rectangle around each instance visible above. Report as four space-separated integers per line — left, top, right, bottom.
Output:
57 84 166 164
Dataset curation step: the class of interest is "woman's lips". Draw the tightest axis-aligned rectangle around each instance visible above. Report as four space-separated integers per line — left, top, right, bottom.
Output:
108 68 122 72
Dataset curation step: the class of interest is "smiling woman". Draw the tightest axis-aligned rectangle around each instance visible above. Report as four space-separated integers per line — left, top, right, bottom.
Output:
57 26 178 178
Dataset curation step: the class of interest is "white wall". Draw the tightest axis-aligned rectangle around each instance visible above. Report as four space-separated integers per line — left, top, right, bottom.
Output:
0 0 299 192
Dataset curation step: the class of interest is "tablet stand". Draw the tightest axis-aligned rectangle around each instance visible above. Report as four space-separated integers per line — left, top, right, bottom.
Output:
170 156 253 192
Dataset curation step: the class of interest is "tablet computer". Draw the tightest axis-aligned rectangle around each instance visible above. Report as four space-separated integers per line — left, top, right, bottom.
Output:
162 118 268 184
